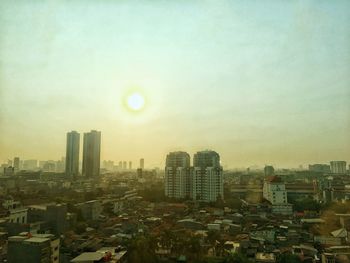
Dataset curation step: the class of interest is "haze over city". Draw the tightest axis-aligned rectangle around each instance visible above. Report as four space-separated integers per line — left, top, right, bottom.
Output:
1 1 349 168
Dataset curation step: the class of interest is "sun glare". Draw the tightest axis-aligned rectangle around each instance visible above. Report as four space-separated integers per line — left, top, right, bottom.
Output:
126 92 145 111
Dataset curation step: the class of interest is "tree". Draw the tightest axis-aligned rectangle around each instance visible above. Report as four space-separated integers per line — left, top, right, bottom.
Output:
127 235 159 263
277 254 302 263
224 253 252 263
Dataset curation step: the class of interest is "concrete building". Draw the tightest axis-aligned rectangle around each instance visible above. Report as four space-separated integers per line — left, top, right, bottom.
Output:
8 234 59 263
43 161 56 173
27 204 68 235
309 164 331 173
263 176 287 204
75 200 102 221
13 157 20 171
65 131 80 178
103 160 114 171
140 158 144 169
264 166 275 176
8 208 28 224
82 130 101 177
129 161 132 170
22 160 37 171
330 161 347 174
123 161 127 170
165 151 191 199
263 176 292 215
71 247 127 263
192 150 224 202
4 166 15 176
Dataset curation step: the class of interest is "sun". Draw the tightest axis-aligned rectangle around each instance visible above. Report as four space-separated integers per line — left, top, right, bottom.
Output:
126 92 145 111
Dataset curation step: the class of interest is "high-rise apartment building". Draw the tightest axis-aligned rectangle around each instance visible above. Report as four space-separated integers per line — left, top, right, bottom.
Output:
140 158 144 169
13 157 20 171
65 131 80 178
165 151 191 199
192 150 223 202
82 130 101 177
129 161 132 170
330 161 346 174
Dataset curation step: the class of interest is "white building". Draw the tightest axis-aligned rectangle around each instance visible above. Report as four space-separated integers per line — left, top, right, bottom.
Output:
165 152 191 199
2 198 27 224
263 176 292 215
192 151 223 202
330 161 347 174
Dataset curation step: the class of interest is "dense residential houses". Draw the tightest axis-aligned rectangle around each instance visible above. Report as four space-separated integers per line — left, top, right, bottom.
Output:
0 144 349 262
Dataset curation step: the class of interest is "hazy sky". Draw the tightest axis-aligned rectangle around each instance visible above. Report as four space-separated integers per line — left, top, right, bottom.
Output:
1 1 349 168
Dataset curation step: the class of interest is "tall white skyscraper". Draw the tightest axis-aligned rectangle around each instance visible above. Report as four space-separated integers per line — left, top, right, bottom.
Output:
65 131 80 178
82 130 101 177
192 150 223 202
165 152 191 199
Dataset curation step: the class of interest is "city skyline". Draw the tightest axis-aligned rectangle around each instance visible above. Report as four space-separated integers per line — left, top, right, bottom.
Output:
1 131 349 169
1 1 350 168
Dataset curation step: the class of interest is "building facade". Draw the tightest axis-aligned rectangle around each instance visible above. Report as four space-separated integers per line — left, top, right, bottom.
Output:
82 130 101 177
8 234 59 263
263 176 292 215
65 131 80 178
264 165 275 176
165 151 191 199
192 150 224 202
140 158 144 169
330 161 347 174
13 157 20 171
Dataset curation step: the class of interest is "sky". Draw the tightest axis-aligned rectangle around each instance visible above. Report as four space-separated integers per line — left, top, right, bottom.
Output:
0 0 349 168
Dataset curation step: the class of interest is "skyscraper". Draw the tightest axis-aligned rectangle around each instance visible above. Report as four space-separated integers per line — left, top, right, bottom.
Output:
129 161 132 170
82 130 101 177
13 157 20 171
193 150 223 202
123 161 127 170
140 158 144 169
330 161 346 174
165 151 191 199
65 131 80 178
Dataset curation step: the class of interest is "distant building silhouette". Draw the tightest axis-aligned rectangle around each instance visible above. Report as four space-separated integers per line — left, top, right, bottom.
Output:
165 151 191 199
129 161 132 170
140 158 144 169
264 165 275 176
22 160 37 170
123 161 127 170
13 157 20 171
330 161 346 174
82 130 101 177
65 131 80 178
308 164 330 173
4 166 15 176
